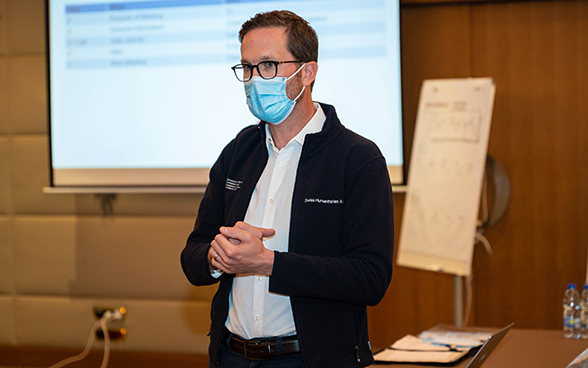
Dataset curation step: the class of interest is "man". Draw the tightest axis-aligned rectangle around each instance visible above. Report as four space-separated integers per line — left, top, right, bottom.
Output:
181 10 394 368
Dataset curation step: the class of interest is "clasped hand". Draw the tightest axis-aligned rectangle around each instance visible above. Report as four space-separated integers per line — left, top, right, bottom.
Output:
209 221 276 275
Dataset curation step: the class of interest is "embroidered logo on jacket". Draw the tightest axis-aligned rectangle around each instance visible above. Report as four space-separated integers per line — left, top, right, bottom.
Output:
225 178 243 191
304 198 344 204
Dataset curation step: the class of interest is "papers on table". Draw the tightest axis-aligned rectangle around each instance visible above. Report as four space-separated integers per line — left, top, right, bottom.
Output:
394 335 467 351
374 327 491 364
419 330 492 348
373 334 469 363
374 348 468 363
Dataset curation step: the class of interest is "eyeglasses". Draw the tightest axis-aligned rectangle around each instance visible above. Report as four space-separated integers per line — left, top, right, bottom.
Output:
231 60 301 82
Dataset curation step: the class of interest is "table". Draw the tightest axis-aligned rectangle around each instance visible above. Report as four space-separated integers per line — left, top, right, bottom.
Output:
372 329 588 367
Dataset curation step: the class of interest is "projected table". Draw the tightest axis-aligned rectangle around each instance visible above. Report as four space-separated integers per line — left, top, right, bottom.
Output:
62 0 390 69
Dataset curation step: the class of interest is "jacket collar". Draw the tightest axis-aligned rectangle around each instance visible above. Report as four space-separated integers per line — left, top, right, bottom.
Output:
256 102 344 158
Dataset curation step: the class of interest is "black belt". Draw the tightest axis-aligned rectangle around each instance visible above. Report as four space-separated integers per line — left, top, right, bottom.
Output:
226 332 300 360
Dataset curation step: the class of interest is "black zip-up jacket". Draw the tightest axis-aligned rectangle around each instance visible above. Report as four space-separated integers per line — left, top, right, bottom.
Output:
181 103 394 368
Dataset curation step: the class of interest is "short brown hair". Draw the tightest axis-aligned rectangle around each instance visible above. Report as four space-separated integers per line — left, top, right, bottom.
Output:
238 10 318 63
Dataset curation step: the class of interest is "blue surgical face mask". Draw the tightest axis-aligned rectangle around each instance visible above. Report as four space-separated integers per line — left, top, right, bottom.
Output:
244 63 306 125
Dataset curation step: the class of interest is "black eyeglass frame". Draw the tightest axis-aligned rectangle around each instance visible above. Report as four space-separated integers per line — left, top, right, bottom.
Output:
231 60 303 82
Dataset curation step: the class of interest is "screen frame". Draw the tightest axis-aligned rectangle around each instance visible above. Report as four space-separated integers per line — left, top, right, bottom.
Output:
45 0 406 191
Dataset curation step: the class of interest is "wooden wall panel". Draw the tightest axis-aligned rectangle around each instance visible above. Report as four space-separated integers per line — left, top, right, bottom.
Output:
398 2 473 172
471 0 588 329
370 0 588 349
367 3 473 350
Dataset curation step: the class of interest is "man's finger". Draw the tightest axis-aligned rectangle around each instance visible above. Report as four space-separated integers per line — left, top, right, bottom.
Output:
219 226 251 242
259 227 276 238
232 222 275 239
210 238 228 260
209 241 231 272
215 234 244 260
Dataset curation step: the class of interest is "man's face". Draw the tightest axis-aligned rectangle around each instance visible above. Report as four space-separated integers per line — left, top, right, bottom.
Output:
241 27 303 100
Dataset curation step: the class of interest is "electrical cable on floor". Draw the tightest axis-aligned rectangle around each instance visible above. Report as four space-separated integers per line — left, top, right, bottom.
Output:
48 309 121 368
47 319 101 368
99 313 111 368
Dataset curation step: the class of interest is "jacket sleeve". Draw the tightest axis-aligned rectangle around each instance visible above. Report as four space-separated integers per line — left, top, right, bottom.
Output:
268 155 394 306
180 143 233 286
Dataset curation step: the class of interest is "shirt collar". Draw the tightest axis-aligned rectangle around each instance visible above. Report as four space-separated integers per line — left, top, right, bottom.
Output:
265 103 326 150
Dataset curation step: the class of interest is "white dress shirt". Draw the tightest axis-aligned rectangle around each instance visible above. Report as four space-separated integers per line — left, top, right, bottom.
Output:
225 103 326 339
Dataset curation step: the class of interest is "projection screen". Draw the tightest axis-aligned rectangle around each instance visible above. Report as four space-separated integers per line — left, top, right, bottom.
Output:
47 0 404 189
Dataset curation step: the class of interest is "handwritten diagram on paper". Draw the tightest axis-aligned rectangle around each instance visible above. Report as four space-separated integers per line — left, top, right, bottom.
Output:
397 78 495 276
429 110 483 142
